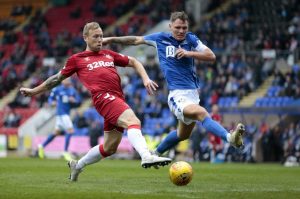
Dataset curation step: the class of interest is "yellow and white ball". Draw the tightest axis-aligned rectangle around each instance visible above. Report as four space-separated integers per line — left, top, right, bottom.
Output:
169 161 193 186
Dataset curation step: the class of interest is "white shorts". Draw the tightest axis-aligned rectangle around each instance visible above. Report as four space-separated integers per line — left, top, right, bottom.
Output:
55 115 74 132
168 89 200 125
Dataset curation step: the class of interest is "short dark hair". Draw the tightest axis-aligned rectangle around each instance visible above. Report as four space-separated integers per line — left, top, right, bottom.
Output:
170 11 189 23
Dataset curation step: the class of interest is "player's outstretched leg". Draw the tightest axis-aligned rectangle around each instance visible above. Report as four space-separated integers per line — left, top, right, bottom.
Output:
68 160 82 182
38 134 56 159
38 144 45 159
63 134 73 161
127 125 172 169
141 155 172 169
201 117 246 149
67 144 104 181
229 123 246 148
155 130 180 156
63 152 72 161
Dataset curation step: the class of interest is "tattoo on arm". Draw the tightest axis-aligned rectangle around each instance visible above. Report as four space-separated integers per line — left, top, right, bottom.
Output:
113 36 138 45
45 73 66 90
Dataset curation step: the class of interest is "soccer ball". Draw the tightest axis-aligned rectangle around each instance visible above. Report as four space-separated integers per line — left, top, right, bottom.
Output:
169 161 193 186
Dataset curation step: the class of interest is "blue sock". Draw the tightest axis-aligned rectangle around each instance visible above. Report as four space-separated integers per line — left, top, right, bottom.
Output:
156 130 180 154
64 134 72 152
42 134 56 147
202 116 228 141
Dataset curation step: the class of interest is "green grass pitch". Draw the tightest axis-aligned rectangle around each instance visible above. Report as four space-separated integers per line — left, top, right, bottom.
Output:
0 158 299 199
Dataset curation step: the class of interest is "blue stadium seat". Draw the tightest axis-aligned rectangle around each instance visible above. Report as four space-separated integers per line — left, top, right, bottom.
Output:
255 97 263 107
218 97 239 107
255 96 296 107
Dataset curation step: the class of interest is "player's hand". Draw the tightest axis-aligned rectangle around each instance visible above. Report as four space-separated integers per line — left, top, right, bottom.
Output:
69 96 76 103
175 47 188 59
143 79 158 95
20 87 34 97
51 101 57 107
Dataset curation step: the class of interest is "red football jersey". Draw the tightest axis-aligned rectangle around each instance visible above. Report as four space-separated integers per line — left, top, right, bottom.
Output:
209 113 223 146
211 113 222 123
60 49 129 98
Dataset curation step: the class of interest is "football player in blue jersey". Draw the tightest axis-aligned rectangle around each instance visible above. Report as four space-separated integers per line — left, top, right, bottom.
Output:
38 78 81 161
103 11 245 157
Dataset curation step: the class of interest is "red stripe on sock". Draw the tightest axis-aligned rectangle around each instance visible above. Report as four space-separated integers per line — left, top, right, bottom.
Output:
99 144 109 157
128 124 141 130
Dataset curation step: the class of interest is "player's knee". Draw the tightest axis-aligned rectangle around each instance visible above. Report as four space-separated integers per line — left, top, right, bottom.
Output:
126 115 141 127
178 134 190 140
133 118 141 126
185 105 209 121
194 107 209 121
104 146 118 155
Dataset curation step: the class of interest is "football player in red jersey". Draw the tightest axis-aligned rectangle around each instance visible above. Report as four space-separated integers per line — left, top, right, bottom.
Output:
20 22 171 182
208 104 224 162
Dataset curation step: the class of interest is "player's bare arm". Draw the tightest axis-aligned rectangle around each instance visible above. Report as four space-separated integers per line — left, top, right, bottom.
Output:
175 46 216 62
20 72 67 97
103 36 154 46
128 56 158 95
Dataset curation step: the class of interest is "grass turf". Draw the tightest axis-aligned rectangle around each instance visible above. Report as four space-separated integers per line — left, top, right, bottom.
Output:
0 158 299 199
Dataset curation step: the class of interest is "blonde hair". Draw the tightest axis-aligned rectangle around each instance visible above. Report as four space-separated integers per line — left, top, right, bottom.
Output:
83 22 101 37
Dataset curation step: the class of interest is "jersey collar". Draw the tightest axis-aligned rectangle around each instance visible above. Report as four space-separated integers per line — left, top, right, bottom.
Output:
168 32 187 45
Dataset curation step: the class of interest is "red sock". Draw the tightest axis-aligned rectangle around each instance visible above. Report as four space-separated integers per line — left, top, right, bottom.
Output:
99 144 109 157
128 124 141 130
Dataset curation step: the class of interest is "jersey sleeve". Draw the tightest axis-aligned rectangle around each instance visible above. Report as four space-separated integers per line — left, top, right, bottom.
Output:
108 50 129 67
60 56 77 77
143 32 162 46
187 32 207 52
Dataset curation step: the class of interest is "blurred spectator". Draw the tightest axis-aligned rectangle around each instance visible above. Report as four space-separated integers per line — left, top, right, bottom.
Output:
9 92 31 108
70 6 81 19
89 120 103 147
2 30 17 44
190 123 206 162
92 1 107 17
73 111 89 129
11 5 32 16
3 107 21 127
208 105 224 162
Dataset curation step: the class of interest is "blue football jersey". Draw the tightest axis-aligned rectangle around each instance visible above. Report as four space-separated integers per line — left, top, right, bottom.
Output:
144 32 206 90
48 85 81 115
